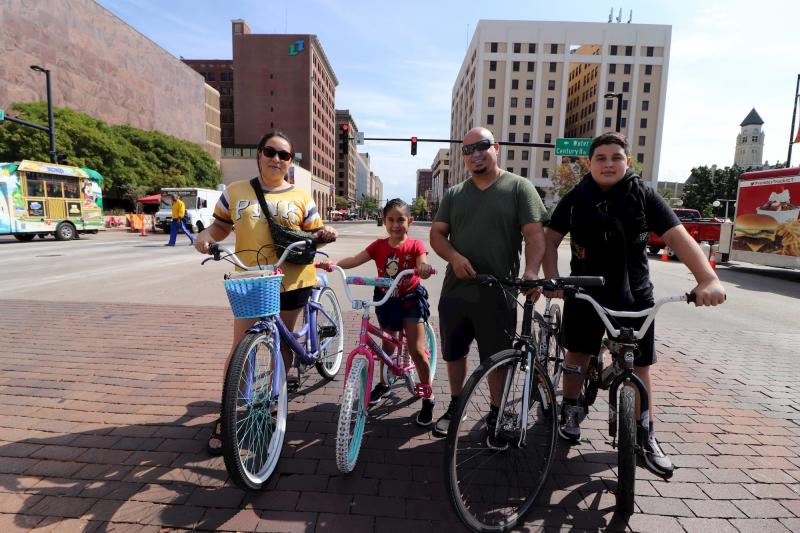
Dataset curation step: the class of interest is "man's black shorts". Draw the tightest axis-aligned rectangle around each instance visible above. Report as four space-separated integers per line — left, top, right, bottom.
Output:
438 287 517 362
562 297 656 366
280 287 313 311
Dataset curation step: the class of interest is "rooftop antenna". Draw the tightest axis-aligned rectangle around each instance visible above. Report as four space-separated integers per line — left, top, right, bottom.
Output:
627 9 633 23
608 7 613 22
616 8 622 22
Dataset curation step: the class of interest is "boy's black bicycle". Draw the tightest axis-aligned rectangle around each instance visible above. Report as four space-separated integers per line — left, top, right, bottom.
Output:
444 275 604 533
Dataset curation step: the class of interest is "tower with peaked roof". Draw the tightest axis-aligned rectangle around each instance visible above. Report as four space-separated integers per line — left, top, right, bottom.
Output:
734 108 765 169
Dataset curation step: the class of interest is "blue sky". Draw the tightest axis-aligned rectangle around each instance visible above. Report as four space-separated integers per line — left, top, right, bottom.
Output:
99 0 800 201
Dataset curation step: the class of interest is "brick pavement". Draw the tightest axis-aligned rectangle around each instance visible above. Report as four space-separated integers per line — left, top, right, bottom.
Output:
0 299 798 532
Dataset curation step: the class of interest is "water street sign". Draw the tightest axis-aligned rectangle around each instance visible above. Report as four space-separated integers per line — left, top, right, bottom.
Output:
356 132 365 145
555 137 592 157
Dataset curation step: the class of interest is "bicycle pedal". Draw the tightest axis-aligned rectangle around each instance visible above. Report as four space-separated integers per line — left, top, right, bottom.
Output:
318 325 338 338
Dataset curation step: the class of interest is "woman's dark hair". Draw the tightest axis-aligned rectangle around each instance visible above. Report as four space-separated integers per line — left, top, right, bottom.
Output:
383 198 410 218
257 131 293 153
589 132 629 158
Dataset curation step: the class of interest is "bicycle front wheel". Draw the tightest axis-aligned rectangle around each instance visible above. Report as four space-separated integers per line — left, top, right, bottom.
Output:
314 286 344 379
336 357 369 473
543 304 564 392
445 349 557 532
616 386 637 514
222 330 287 490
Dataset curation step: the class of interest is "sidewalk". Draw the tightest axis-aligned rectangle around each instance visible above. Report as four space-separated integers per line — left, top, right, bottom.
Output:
0 299 797 532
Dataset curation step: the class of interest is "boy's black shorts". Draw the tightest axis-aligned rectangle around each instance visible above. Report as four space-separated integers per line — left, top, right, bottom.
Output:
439 287 517 362
562 297 656 366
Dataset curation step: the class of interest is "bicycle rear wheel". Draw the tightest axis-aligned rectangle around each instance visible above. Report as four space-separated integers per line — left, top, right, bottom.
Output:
222 330 287 490
616 386 637 514
403 320 439 394
445 349 557 532
336 357 369 473
314 286 344 379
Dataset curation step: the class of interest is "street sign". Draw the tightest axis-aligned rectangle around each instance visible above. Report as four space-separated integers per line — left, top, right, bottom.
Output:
0 109 4 121
555 137 591 157
356 132 365 145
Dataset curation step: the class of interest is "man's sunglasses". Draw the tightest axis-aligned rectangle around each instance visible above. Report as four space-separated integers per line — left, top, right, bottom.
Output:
461 139 495 155
261 146 293 161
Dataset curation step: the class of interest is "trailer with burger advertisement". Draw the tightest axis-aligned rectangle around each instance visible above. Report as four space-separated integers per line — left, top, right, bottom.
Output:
718 167 800 269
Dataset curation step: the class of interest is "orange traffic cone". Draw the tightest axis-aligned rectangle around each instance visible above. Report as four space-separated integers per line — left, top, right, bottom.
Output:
660 246 671 262
139 214 147 237
708 249 716 270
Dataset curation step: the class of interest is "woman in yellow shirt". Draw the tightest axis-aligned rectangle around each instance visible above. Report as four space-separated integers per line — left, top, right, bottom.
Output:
195 131 336 454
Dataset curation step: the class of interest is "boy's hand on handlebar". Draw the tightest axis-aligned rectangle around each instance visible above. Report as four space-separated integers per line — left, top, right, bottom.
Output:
416 263 433 279
451 254 476 279
691 278 726 306
522 269 542 301
194 235 215 254
314 225 338 243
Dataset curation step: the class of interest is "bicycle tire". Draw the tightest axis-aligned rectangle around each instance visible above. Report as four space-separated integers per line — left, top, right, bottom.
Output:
543 304 564 392
445 349 557 532
222 331 287 490
335 357 369 473
403 321 438 394
616 386 637 514
314 286 344 380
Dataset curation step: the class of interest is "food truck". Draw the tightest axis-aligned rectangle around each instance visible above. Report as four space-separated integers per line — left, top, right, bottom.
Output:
0 160 105 241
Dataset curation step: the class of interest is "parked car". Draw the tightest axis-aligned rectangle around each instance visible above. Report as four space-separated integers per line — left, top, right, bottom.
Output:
647 208 723 254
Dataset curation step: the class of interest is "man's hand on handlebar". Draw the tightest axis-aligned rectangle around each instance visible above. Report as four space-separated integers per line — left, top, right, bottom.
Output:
314 225 338 244
451 253 476 279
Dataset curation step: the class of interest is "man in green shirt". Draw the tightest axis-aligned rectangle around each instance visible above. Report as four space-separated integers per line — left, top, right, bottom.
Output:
429 127 548 445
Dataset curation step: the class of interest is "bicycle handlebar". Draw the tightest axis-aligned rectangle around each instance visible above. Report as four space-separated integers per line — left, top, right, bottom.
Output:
475 274 605 290
319 265 436 309
202 239 322 271
575 291 694 340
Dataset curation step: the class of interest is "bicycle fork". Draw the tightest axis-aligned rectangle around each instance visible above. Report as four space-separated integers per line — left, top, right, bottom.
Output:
606 349 650 450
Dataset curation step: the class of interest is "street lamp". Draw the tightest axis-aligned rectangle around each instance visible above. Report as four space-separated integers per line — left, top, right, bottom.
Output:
712 199 736 221
604 92 623 133
30 65 57 164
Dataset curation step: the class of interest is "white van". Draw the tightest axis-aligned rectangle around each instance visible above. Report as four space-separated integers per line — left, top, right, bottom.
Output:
155 187 223 233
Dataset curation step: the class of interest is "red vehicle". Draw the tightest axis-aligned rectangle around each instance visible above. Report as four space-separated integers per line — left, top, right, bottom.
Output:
647 208 724 254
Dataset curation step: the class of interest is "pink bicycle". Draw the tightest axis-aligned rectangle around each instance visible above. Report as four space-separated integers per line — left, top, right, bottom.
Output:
319 265 437 473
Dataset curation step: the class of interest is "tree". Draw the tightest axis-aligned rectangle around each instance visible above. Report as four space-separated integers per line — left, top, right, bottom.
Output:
358 195 378 217
550 156 589 197
335 195 350 210
681 165 741 217
0 102 221 205
411 197 428 219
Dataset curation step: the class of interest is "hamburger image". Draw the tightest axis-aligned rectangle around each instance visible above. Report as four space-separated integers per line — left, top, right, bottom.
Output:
732 213 780 253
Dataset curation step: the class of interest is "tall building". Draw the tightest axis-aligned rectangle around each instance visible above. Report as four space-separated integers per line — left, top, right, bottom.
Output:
356 152 371 206
430 149 450 214
184 20 339 216
734 108 765 169
1 0 217 161
335 110 358 209
450 20 671 202
416 169 433 201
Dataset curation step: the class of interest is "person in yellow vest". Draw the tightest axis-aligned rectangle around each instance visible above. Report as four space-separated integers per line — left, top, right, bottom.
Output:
194 130 337 455
166 193 195 246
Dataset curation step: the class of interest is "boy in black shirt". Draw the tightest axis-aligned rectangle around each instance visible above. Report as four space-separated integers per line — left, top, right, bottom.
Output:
542 133 726 477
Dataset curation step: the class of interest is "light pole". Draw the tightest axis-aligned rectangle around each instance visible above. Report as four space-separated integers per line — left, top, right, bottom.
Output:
604 92 623 133
712 199 736 221
30 65 57 164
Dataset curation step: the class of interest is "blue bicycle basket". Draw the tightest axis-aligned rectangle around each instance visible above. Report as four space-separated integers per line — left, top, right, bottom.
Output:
223 272 284 318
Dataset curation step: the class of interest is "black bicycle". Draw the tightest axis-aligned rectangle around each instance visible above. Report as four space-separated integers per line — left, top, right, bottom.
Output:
444 275 604 533
571 289 697 514
534 294 565 393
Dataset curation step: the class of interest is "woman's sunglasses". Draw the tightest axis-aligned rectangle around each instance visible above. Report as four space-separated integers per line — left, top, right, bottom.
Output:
261 146 293 161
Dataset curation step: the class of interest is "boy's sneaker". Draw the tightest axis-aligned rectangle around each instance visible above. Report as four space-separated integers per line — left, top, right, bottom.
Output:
432 398 458 437
415 398 435 427
640 432 674 478
484 409 509 451
368 383 390 406
558 402 582 443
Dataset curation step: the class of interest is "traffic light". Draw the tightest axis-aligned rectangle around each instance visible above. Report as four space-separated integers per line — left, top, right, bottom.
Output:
411 136 418 156
340 124 350 156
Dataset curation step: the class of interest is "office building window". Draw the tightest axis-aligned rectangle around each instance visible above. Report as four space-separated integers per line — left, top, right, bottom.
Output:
510 115 517 125
522 150 529 160
621 117 627 128
645 65 652 75
507 167 514 172
490 61 497 71
543 150 551 161
524 115 531 125
637 153 644 163
741 136 747 143
642 100 649 111
508 133 516 142
607 81 615 92
644 82 651 93
610 45 618 55
646 46 654 57
625 45 633 56
606 99 613 110
487 114 494 125
513 61 520 72
488 96 495 107
549 62 557 72
623 81 629 92
523 132 530 142
609 64 617 74
507 149 515 160
489 78 496 89
527 61 535 72
514 42 521 53
528 43 536 53
622 99 628 110
521 168 528 177
638 136 646 146
640 118 647 128
491 42 498 53
510 97 518 108
752 136 758 142
548 79 556 90
542 168 549 178
512 79 519 90
624 64 631 75
604 117 612 128
544 133 551 143
526 79 534 90
206 72 215 81
546 98 554 109
550 43 558 53
545 115 553 126
525 97 532 108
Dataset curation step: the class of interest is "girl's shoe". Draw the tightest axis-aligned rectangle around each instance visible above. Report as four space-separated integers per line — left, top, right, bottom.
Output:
368 383 390 406
416 398 435 426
